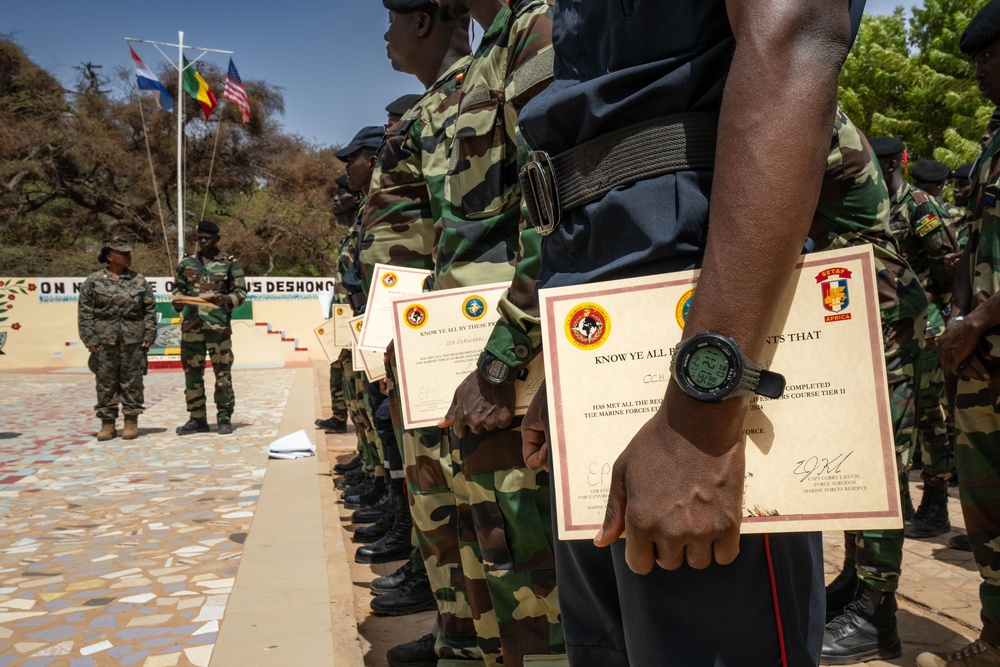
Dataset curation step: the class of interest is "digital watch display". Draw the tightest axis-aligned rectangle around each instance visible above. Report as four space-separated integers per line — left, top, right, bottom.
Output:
673 332 785 403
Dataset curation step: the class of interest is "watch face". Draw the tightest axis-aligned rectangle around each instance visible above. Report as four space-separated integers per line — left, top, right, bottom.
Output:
486 359 509 382
686 345 730 390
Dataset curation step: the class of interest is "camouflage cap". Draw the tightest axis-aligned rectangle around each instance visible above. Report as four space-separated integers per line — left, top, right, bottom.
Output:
869 136 905 158
961 0 1000 55
911 160 950 184
383 0 437 12
334 126 385 160
104 238 132 253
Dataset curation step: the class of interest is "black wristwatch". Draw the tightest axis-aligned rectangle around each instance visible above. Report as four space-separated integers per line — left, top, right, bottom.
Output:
673 331 785 403
477 350 515 385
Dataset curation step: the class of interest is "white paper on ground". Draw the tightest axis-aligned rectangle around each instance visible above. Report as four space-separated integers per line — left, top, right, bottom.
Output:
267 429 316 459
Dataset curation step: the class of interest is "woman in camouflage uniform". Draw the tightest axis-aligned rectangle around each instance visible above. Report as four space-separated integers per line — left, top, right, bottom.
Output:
77 239 157 441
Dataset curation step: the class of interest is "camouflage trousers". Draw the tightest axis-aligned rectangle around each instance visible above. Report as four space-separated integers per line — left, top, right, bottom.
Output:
451 424 564 667
954 378 1000 646
917 347 953 490
329 358 348 422
350 368 381 476
844 314 924 593
92 343 148 421
181 331 235 420
343 358 366 453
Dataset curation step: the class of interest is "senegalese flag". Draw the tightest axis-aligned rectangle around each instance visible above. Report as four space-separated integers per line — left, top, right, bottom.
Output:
182 56 217 120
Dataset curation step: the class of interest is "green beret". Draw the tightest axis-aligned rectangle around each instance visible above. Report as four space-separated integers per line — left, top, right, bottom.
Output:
961 0 1000 55
382 0 436 12
869 136 905 158
197 220 220 234
911 160 950 184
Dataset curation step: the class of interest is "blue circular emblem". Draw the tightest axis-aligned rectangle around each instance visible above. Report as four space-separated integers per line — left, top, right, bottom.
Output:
463 296 487 321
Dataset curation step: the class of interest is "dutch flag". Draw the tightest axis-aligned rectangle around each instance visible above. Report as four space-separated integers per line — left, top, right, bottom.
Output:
129 45 173 112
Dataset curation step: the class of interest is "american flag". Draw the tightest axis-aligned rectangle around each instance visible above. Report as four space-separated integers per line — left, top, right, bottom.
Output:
223 58 250 125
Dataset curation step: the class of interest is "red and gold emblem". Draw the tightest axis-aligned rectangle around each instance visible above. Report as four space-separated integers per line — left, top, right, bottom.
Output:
564 303 610 350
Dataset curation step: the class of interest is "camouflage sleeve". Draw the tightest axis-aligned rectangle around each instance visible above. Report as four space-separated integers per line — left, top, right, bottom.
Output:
360 116 437 297
227 258 248 309
78 275 98 347
913 196 958 299
171 260 191 313
504 0 555 119
141 277 157 344
486 221 542 367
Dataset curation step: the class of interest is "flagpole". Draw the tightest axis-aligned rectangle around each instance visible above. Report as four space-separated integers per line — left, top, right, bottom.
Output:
176 31 185 263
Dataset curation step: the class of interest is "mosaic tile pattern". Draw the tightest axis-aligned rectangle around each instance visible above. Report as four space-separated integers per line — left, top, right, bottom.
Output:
0 369 294 666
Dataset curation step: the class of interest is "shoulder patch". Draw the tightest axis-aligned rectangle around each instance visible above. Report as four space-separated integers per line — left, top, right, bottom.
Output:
915 213 941 237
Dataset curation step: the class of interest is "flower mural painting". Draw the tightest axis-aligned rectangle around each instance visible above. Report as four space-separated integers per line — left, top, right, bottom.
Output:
0 279 30 354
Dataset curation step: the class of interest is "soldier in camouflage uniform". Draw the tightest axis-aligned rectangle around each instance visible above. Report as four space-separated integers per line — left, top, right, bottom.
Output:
871 139 958 544
78 238 157 442
918 6 1000 665
317 174 361 435
424 1 562 666
171 220 247 436
809 119 930 664
358 1 477 662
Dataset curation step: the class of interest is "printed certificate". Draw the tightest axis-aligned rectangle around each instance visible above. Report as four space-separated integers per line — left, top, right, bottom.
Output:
313 305 354 361
349 315 386 382
539 246 901 539
359 264 433 353
391 283 544 429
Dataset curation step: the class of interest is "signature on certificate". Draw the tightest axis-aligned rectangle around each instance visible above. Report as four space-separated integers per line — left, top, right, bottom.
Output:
793 451 853 483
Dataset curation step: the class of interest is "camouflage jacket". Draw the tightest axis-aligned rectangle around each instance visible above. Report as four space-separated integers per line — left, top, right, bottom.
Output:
78 268 157 347
811 110 929 327
887 182 957 335
333 228 357 305
359 56 472 297
435 0 554 291
171 251 248 334
967 131 1000 357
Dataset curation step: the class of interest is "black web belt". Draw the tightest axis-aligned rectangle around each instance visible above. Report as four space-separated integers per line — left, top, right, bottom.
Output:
519 112 719 235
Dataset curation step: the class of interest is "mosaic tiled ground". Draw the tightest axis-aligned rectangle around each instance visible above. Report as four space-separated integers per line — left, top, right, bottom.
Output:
0 369 294 666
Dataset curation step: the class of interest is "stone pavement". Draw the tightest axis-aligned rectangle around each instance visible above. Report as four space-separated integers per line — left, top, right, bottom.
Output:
0 362 990 666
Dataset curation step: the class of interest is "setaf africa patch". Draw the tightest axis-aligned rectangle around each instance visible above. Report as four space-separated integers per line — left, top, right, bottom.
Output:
915 213 941 237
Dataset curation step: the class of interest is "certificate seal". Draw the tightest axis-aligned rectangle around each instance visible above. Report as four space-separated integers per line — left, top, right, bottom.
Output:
675 288 695 328
317 327 326 336
816 267 853 323
462 296 487 321
404 304 428 329
382 272 399 288
335 306 345 316
565 303 610 350
354 320 364 334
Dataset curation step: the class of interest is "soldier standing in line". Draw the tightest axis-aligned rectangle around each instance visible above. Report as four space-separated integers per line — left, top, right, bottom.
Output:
171 220 247 436
871 137 958 541
919 3 1000 664
78 239 157 441
355 1 476 662
316 174 361 436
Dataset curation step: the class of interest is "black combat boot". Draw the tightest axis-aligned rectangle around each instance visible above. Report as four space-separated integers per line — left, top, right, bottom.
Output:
387 633 437 667
352 493 390 524
217 418 232 435
337 468 366 490
316 416 347 433
356 482 412 564
371 559 413 595
371 569 435 616
333 455 361 474
825 563 859 623
176 418 210 435
820 582 901 665
905 485 951 538
341 476 374 502
346 476 386 511
353 501 393 544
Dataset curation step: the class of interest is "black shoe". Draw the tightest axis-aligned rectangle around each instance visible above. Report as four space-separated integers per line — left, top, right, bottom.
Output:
356 484 412 564
333 455 361 474
371 560 413 594
336 468 366 490
346 477 386 511
949 533 972 551
176 418 210 435
217 419 233 435
354 504 393 544
371 571 435 616
341 477 374 501
905 485 951 538
352 493 389 524
387 633 437 667
316 416 347 433
820 584 901 665
825 564 858 623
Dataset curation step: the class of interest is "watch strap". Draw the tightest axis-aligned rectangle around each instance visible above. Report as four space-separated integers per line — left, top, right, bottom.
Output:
755 370 785 399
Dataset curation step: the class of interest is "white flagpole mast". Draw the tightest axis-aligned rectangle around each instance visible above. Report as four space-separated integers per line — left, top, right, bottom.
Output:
125 35 234 264
177 31 185 263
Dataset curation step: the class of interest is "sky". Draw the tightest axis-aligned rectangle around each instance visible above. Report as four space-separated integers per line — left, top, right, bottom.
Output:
5 0 919 151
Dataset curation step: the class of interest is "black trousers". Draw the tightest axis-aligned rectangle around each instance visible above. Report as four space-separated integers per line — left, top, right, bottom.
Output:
554 502 823 667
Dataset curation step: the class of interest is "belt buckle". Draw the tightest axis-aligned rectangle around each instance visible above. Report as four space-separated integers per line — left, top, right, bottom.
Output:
521 150 561 236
